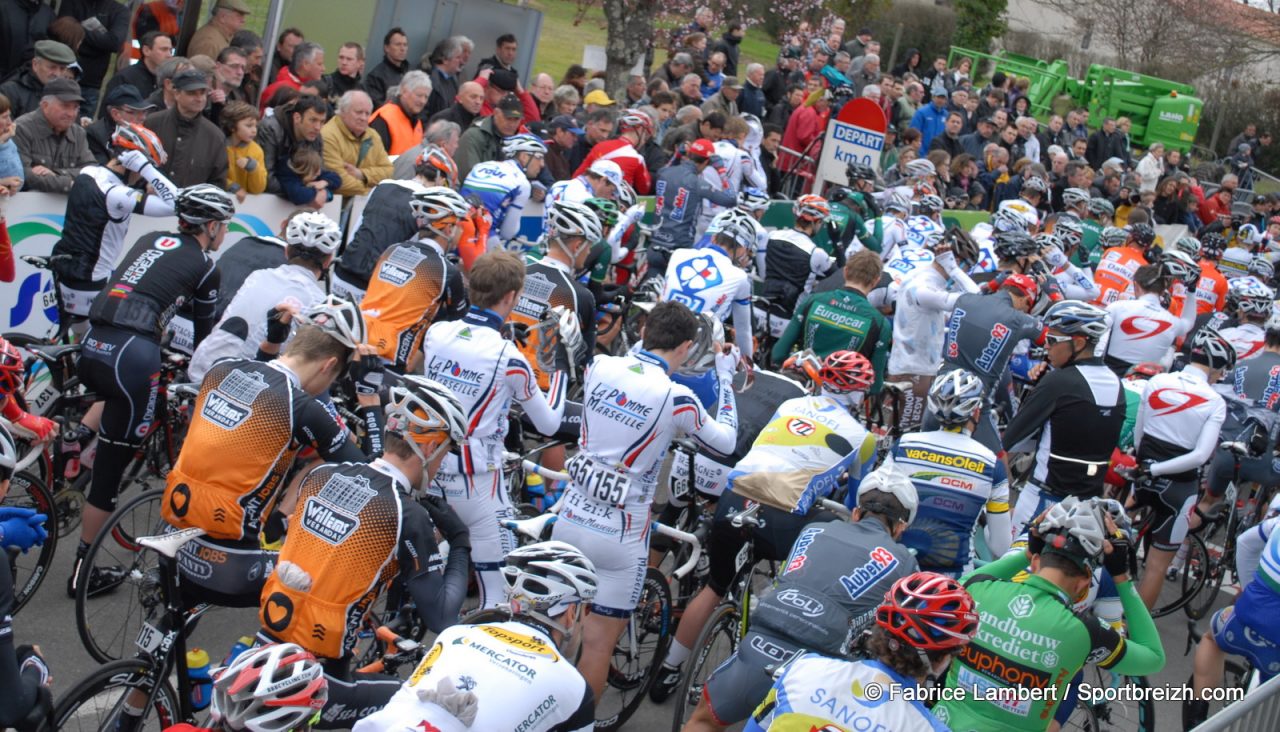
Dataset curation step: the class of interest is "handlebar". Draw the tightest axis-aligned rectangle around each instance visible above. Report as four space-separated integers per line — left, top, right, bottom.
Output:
730 502 764 529
1220 440 1252 457
652 521 702 579
819 498 852 520
522 459 569 484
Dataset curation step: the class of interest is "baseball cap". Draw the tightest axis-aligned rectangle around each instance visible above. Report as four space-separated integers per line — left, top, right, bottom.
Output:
978 116 995 126
490 69 518 92
496 93 524 118
687 138 715 159
1255 194 1270 205
104 83 156 111
34 40 75 66
930 81 948 98
42 78 84 103
172 69 210 91
215 0 252 13
723 76 743 90
583 89 616 107
548 114 584 135
527 121 551 140
588 159 624 189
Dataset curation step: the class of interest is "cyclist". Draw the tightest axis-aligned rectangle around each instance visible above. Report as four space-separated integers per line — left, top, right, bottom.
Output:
904 194 946 250
746 572 978 732
424 252 570 609
699 116 767 233
649 138 739 273
933 496 1165 732
893 369 1011 576
1195 232 1230 315
1076 197 1114 267
1098 262 1198 374
550 301 736 701
548 159 623 215
663 207 756 358
697 187 770 269
1094 223 1156 306
361 186 471 373
873 193 912 264
70 184 230 597
1218 280 1275 361
1058 187 1091 219
166 643 329 732
758 195 839 338
460 133 546 250
0 337 57 442
258 377 472 728
1043 217 1100 302
969 202 1039 275
1004 300 1125 534
50 123 178 329
332 146 458 302
190 212 341 383
826 162 883 256
681 465 920 732
771 250 891 392
353 541 599 732
651 349 880 701
1132 328 1234 609
575 108 654 194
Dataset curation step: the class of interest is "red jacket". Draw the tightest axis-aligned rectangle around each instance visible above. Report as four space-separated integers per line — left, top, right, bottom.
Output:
475 76 541 123
778 104 827 172
573 137 652 194
1198 192 1233 226
259 67 303 112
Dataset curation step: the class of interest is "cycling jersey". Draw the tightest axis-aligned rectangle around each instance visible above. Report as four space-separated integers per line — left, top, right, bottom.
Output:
163 359 367 541
1233 350 1280 407
771 286 891 391
697 141 766 233
1051 260 1100 302
1075 219 1104 268
1220 322 1267 362
361 236 468 370
1093 246 1148 306
190 263 325 382
575 137 652 194
461 159 532 244
760 229 837 329
903 214 945 249
891 429 1010 573
1220 247 1253 279
1184 309 1237 360
1196 261 1229 314
510 257 596 389
1135 366 1227 481
89 231 219 344
696 211 770 267
352 621 594 732
1099 292 1196 371
940 291 1046 392
821 198 880 256
747 655 947 732
334 179 425 294
211 236 289 319
662 244 753 355
888 265 980 377
874 215 910 263
651 159 738 251
934 551 1164 732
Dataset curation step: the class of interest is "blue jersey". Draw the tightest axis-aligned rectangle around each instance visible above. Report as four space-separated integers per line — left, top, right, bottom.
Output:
460 159 531 241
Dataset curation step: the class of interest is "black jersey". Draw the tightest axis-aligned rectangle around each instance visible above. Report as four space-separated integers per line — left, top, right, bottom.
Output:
89 231 219 344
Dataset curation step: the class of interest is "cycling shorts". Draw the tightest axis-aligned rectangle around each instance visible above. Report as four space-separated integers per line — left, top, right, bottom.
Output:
170 530 276 608
707 491 839 596
703 628 802 725
884 373 934 434
58 282 100 319
1212 604 1280 681
79 325 160 446
1206 448 1279 498
432 466 516 565
329 272 366 305
1136 477 1198 551
551 489 650 616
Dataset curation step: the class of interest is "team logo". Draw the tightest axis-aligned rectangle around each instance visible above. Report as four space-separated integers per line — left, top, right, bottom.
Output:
1008 594 1034 618
676 256 724 291
263 592 294 632
154 236 181 251
838 547 900 599
1119 316 1173 340
1148 388 1208 416
202 392 251 429
785 418 815 436
775 588 825 617
301 498 359 545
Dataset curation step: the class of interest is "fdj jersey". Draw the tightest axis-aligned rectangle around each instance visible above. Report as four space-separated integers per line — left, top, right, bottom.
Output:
904 215 945 249
662 245 751 322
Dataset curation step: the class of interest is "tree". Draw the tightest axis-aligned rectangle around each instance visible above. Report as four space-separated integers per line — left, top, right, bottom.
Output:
953 0 1007 52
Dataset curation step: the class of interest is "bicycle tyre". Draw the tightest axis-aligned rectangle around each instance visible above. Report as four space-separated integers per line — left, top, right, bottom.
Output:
52 658 184 732
1151 533 1208 619
3 470 57 615
1061 695 1101 731
595 566 671 732
75 489 167 663
1088 668 1154 732
1184 537 1225 621
669 602 740 732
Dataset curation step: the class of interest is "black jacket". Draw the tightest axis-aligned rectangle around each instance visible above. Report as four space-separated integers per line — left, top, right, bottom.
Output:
427 103 478 131
476 54 516 76
711 33 742 77
322 71 363 108
364 57 408 108
0 66 45 119
0 0 53 79
57 0 130 89
762 67 803 110
101 62 158 117
425 66 461 119
85 116 114 164
145 107 228 188
930 134 964 160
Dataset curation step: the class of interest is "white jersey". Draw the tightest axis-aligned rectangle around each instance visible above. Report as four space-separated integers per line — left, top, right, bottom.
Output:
967 222 999 274
874 215 910 262
188 264 325 382
545 175 594 232
1135 366 1228 478
904 214 945 249
730 394 876 477
460 159 532 242
1220 322 1268 362
1099 292 1196 367
423 308 566 474
888 265 977 376
661 245 753 355
352 621 594 732
697 141 762 232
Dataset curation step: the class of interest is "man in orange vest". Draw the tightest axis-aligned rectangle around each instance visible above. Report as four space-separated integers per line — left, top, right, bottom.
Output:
369 69 429 156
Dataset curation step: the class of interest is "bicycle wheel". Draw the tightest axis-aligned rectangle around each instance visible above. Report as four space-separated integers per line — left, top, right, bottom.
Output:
1088 668 1155 732
1184 535 1225 621
52 658 184 732
1060 695 1101 731
3 470 57 615
75 489 168 663
1151 533 1208 618
595 567 671 732
670 602 740 732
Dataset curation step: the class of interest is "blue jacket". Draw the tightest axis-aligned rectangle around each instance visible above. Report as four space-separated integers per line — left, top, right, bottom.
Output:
911 102 950 151
0 140 24 184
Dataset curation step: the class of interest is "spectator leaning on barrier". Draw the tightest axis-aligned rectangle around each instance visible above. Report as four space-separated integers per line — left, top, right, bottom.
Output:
14 78 94 193
256 92 327 196
0 94 24 194
365 27 408 108
144 68 227 187
0 40 75 121
187 0 249 60
222 100 266 200
323 89 391 197
86 84 155 164
369 69 429 156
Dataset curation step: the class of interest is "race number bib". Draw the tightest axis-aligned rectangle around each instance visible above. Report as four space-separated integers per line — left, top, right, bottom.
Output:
568 453 633 506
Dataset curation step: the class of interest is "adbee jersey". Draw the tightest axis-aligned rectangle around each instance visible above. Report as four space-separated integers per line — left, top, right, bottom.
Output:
352 621 594 732
460 159 532 243
1093 247 1148 305
904 215 945 249
891 430 1009 571
1220 322 1268 362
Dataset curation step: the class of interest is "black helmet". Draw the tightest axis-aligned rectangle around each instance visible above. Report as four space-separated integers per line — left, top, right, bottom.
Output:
846 161 877 183
1200 232 1227 260
1126 222 1156 247
944 226 980 267
994 230 1038 261
176 184 236 226
1189 328 1237 372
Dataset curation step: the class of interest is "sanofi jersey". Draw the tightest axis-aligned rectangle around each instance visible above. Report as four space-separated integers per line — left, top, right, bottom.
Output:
460 159 531 242
662 245 752 323
891 430 1010 571
727 394 877 488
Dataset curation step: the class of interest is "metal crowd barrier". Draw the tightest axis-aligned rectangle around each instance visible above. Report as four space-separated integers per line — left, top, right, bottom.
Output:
1192 673 1280 731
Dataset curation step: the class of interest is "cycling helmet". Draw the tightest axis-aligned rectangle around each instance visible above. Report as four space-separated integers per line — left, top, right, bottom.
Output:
614 180 638 210
586 160 625 190
1188 328 1238 371
1088 197 1115 219
503 540 599 616
914 194 943 216
1053 215 1084 249
1268 311 1280 334
905 158 936 179
927 369 984 427
876 572 979 652
882 193 912 215
819 350 876 394
1126 222 1156 248
1124 362 1165 380
1043 299 1109 341
1200 232 1227 260
856 465 919 523
1240 223 1264 247
502 133 548 159
943 227 981 267
992 205 1031 234
738 186 770 214
1173 236 1202 260
284 212 341 256
546 200 604 243
676 313 724 376
176 184 236 226
1250 255 1275 282
0 423 16 482
414 144 459 187
112 122 168 166
793 194 830 223
709 209 758 253
1236 280 1275 317
1161 250 1200 285
1226 275 1267 312
1036 495 1107 567
1035 231 1064 252
1021 175 1049 194
411 186 472 231
616 109 654 138
1000 272 1040 302
1062 187 1091 210
295 294 365 350
993 230 1038 261
583 197 620 228
1100 226 1129 248
385 375 467 466
209 643 327 732
847 161 878 183
0 337 24 395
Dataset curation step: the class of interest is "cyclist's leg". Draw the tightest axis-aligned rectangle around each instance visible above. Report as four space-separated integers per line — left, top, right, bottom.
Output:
1051 669 1084 731
689 629 801 731
1011 484 1062 538
435 467 514 610
55 281 98 338
1135 478 1197 609
314 658 401 730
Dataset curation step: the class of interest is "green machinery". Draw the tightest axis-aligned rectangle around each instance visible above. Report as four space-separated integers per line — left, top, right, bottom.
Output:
947 47 1202 152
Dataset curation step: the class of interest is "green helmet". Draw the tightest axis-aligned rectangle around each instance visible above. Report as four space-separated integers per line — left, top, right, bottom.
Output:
583 197 619 228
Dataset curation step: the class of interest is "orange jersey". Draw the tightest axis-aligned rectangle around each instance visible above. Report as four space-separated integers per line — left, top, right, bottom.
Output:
164 361 364 541
510 258 596 389
1093 246 1147 306
260 460 442 659
1195 262 1229 314
360 238 467 369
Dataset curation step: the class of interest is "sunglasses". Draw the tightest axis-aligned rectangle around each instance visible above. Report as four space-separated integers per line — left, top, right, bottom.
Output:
1044 333 1074 347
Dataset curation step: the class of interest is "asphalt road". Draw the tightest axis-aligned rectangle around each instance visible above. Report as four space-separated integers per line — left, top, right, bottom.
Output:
14 500 1241 732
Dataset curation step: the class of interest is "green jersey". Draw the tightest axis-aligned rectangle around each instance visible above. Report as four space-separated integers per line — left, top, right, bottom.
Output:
1075 219 1104 268
770 286 891 392
814 198 883 255
934 552 1165 732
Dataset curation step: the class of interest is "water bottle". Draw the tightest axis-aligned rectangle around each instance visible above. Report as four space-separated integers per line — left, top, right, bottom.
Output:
187 648 213 711
61 428 83 479
525 473 546 504
224 636 254 666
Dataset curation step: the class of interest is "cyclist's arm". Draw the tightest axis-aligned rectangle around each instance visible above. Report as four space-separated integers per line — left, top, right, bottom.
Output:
1000 371 1060 451
192 263 220 346
1172 285 1198 337
985 461 1013 558
672 385 736 456
508 353 566 437
769 296 808 364
436 265 470 323
499 186 529 243
400 502 469 633
1150 398 1226 477
696 177 738 208
549 685 595 732
869 313 891 393
1057 263 1100 301
0 557 45 728
135 164 179 214
1236 516 1279 582
961 547 1029 582
296 397 370 463
1090 578 1166 676
574 285 598 374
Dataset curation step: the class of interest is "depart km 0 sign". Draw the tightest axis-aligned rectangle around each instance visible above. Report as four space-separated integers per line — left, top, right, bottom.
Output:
816 98 887 188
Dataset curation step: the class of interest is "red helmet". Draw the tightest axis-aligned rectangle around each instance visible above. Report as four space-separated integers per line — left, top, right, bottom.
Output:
111 122 168 166
1000 272 1039 302
415 145 459 188
617 109 654 139
876 572 980 651
793 194 831 223
0 338 23 394
1124 361 1164 381
820 350 875 394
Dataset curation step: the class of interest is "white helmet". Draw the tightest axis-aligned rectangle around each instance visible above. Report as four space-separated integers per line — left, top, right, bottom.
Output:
210 643 327 732
615 179 638 209
385 375 468 448
708 208 758 252
927 369 985 427
856 465 919 523
410 186 472 231
586 159 625 190
1021 175 1049 194
296 295 366 349
503 540 599 616
905 158 936 179
1037 495 1107 565
502 133 548 159
284 212 341 256
738 186 771 214
1062 187 1091 209
546 200 603 243
996 199 1039 232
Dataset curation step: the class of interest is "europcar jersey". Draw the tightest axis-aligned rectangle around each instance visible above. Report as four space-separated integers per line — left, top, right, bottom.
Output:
510 257 596 389
1093 247 1148 305
361 237 467 369
352 621 594 732
460 159 532 243
892 430 1009 571
260 460 442 659
662 245 751 323
747 655 948 732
